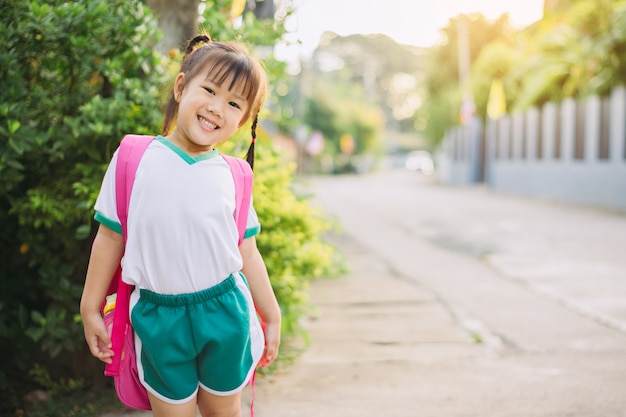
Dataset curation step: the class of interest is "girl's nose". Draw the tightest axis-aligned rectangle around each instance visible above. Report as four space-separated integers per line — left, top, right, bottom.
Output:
207 99 224 117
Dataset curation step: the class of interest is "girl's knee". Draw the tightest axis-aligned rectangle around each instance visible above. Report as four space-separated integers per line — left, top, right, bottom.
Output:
148 391 198 417
198 390 242 417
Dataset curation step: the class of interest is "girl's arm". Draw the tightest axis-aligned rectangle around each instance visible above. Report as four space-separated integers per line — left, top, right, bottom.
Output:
239 236 281 367
80 224 124 364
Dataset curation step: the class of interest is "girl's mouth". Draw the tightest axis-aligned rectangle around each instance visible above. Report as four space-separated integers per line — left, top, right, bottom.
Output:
199 116 218 130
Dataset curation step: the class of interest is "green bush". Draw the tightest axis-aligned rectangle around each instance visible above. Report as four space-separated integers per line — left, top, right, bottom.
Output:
0 0 166 411
1 0 343 413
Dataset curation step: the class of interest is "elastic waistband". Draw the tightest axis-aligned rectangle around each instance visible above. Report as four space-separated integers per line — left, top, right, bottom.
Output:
139 274 236 307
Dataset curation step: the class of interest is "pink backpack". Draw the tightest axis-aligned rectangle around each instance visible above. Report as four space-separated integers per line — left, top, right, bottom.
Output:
103 134 253 410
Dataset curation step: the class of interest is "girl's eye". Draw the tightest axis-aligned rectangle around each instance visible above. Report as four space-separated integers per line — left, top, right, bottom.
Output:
229 102 241 109
203 87 215 95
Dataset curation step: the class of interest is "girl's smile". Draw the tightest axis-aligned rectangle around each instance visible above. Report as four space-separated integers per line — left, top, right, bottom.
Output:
198 115 218 131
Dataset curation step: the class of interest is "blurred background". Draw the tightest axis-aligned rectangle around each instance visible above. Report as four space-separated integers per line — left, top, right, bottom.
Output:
272 0 625 214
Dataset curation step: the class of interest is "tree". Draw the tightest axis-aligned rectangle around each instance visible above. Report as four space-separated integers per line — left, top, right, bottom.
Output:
419 13 514 147
147 0 201 53
309 33 427 132
470 41 520 120
147 0 278 54
295 32 428 167
510 0 626 109
303 54 384 157
419 0 626 146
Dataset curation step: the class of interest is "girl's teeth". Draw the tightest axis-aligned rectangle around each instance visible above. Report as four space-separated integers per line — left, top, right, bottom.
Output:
200 117 216 129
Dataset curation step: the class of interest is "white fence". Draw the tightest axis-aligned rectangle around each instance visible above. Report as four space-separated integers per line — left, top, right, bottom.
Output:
438 86 626 212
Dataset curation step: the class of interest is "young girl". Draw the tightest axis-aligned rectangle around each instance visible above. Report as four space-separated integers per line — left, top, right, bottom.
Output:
80 35 281 417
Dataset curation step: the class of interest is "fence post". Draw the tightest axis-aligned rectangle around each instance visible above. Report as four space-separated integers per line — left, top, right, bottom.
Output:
512 112 524 161
526 107 540 161
610 86 626 165
542 102 558 160
499 115 511 160
470 117 483 182
585 95 601 163
485 118 497 183
561 98 576 163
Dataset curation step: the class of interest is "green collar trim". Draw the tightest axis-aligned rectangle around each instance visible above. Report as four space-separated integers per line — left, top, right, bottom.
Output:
156 135 218 164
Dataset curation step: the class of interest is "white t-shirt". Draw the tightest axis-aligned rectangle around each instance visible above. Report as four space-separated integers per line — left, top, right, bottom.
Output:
94 136 260 295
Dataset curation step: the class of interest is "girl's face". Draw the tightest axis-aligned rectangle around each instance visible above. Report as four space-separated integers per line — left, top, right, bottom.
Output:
169 72 250 156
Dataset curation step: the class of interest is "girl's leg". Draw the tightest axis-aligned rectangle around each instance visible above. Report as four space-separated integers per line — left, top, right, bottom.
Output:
197 390 242 417
148 392 198 417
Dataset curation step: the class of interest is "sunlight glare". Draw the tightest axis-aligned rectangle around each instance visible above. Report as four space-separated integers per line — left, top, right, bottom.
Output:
450 0 543 26
276 0 544 70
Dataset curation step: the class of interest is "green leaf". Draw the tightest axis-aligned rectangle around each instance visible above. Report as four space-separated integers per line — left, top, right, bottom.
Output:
31 310 45 324
75 224 91 240
7 119 20 135
25 327 45 342
8 138 25 155
92 2 108 15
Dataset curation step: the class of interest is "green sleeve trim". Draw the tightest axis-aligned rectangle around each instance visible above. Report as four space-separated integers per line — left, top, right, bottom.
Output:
94 211 122 234
244 224 261 239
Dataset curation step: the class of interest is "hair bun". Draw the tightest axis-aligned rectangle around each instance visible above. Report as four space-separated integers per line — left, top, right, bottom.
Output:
185 34 212 57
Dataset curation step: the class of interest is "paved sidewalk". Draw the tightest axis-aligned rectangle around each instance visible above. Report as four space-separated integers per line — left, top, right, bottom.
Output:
252 233 486 417
253 230 626 417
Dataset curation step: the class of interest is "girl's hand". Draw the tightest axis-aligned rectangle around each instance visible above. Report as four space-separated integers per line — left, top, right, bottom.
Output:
258 321 281 368
80 224 124 364
82 311 114 364
239 237 282 368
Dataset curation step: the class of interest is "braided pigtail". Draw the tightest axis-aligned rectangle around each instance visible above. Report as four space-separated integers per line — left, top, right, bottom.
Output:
244 114 258 170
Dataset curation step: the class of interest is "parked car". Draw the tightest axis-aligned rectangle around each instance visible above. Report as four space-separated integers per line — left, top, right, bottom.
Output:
405 151 434 175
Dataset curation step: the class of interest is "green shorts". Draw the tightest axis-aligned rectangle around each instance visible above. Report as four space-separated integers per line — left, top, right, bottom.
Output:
130 273 265 404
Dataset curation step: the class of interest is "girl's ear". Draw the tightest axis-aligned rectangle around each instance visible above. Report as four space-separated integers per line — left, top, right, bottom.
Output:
173 73 186 103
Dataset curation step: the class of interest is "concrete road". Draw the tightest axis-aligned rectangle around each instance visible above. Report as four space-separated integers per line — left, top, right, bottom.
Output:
307 170 626 352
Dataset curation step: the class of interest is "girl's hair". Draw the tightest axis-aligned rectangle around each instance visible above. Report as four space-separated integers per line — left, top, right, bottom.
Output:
162 34 267 169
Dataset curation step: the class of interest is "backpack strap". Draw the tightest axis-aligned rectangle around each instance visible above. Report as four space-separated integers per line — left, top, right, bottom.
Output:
115 135 155 238
222 155 256 417
222 155 254 245
222 154 256 417
105 134 154 376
